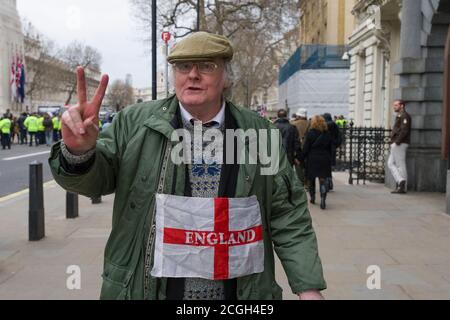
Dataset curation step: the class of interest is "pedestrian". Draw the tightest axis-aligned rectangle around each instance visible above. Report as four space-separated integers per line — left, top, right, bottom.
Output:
301 115 332 210
12 116 20 144
388 100 411 194
43 114 53 146
37 113 45 145
291 109 309 185
49 31 326 300
274 109 302 167
24 113 39 146
323 113 342 191
0 114 12 150
101 114 114 131
18 112 28 145
52 114 61 142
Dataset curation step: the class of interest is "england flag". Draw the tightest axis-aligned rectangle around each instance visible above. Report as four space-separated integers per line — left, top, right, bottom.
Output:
151 194 265 280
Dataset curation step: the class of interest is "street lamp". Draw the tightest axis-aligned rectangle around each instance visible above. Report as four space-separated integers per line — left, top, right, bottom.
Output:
152 0 157 100
342 52 350 61
197 0 200 31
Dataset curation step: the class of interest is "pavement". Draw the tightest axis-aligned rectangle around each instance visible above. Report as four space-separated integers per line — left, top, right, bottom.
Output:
1 173 450 300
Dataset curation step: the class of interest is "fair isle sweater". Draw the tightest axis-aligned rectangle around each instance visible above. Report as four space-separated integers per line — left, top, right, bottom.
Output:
182 119 226 300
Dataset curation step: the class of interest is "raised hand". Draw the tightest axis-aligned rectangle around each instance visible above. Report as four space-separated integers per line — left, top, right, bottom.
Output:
61 67 109 155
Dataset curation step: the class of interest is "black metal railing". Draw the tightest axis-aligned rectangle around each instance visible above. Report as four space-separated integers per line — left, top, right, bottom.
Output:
335 123 392 185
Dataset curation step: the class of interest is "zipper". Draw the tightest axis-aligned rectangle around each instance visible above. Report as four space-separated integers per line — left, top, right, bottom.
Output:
144 140 171 298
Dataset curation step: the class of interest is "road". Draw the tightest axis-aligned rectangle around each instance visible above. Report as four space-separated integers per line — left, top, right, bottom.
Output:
0 144 54 198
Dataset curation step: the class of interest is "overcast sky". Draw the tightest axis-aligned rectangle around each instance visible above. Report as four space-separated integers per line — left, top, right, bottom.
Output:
17 0 156 88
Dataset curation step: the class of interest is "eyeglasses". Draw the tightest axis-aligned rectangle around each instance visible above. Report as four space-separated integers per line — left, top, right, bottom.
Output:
173 61 219 74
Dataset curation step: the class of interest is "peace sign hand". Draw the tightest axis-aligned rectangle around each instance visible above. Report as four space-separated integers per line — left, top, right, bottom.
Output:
61 67 109 155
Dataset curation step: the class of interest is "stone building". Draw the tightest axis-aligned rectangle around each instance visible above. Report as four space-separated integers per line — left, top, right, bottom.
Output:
24 35 101 113
299 0 357 45
348 0 450 192
0 0 24 115
348 0 402 127
0 0 101 115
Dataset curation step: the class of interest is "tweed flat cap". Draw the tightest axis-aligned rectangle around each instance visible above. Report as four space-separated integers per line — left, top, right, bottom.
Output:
167 32 234 63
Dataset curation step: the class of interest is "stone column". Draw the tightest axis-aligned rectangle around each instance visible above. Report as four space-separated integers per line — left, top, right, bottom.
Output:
399 0 422 59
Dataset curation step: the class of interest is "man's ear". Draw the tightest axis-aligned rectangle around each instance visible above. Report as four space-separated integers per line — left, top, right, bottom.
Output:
224 78 233 89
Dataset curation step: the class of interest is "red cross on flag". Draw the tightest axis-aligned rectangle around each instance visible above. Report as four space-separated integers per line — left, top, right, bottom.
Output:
151 194 264 280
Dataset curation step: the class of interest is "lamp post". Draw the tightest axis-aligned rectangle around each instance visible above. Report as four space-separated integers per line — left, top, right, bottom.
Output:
197 0 201 31
152 0 157 100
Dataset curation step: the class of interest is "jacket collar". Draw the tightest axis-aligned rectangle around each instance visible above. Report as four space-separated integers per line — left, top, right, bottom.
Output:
143 95 251 137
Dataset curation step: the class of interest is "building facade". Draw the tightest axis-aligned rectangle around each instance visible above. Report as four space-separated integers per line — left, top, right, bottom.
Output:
299 0 357 45
1 0 101 115
349 0 450 192
348 0 402 127
134 71 170 103
0 0 24 115
24 35 101 113
278 0 357 119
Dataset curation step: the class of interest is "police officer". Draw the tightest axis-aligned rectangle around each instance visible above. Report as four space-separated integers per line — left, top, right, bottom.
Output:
24 113 39 146
52 114 61 142
0 114 12 150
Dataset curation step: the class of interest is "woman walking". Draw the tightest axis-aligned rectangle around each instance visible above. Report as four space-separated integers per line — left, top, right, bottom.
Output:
300 115 333 209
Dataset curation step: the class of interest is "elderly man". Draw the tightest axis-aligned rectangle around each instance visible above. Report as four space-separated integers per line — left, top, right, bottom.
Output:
49 32 326 300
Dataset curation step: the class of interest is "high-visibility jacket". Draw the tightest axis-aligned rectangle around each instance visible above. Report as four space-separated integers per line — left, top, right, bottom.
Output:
52 117 60 130
0 118 12 134
38 117 45 132
24 116 39 133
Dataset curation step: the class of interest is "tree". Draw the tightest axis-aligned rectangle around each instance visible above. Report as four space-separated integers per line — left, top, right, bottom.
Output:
23 21 60 108
129 0 301 106
106 80 135 112
59 41 102 105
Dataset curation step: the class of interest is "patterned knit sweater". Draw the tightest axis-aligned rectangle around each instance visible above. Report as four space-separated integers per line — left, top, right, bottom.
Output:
182 119 226 300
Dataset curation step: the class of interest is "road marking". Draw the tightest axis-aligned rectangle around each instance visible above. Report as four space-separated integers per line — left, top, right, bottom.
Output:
0 180 57 203
2 151 50 161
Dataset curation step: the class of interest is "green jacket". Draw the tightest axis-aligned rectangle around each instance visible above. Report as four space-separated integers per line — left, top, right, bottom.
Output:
49 95 326 300
0 118 12 134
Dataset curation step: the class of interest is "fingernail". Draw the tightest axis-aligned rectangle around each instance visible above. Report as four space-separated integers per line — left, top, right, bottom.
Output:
79 128 85 135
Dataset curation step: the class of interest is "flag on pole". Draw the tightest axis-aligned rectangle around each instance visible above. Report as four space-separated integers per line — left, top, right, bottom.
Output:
151 194 264 280
15 56 22 102
10 56 16 103
18 58 26 103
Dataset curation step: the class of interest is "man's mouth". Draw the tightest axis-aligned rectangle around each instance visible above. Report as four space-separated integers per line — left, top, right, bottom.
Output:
187 86 203 91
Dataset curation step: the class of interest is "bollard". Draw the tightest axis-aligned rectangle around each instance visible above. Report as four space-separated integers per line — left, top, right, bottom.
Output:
29 161 45 241
91 196 102 204
66 192 79 219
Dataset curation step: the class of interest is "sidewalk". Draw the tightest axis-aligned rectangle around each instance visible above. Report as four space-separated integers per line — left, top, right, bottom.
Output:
1 173 450 300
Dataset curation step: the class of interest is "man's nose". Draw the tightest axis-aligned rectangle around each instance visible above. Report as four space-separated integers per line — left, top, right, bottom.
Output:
188 64 201 79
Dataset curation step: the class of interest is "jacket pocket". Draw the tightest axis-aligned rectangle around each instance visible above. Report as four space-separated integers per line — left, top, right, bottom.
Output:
100 260 134 300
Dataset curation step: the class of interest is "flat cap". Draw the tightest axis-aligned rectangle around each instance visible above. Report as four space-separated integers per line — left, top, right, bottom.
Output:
167 31 234 63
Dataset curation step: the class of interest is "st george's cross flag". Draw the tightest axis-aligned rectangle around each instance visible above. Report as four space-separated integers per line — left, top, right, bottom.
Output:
151 194 264 280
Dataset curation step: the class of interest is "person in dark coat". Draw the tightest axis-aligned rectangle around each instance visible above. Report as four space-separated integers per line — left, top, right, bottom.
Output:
300 115 332 209
323 113 342 191
274 109 302 167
